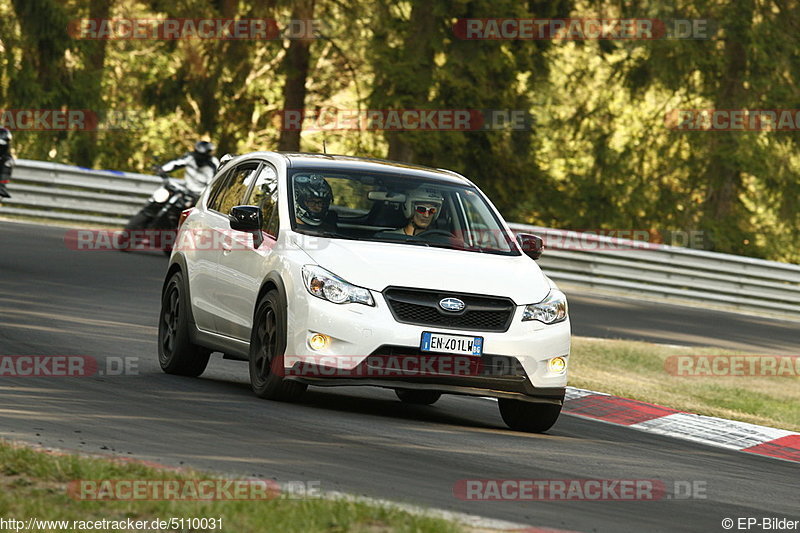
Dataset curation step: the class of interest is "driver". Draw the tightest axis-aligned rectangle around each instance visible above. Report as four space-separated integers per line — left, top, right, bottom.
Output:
294 174 336 231
386 186 444 236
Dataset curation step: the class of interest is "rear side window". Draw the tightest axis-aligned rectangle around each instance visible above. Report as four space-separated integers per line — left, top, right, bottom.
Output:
211 163 259 215
206 170 231 212
244 163 280 237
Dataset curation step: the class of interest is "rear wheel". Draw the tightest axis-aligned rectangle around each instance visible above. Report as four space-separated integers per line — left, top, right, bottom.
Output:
498 399 562 433
249 290 307 401
395 389 441 405
158 271 210 376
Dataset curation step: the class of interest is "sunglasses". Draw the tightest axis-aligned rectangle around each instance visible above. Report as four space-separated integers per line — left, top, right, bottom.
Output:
414 205 438 216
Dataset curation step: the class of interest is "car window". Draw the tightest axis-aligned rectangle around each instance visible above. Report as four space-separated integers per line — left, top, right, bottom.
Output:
455 189 513 252
288 169 518 255
244 163 280 237
206 169 232 212
214 163 259 215
327 177 375 218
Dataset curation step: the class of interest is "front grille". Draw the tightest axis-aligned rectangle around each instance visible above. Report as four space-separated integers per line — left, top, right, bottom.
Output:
383 287 515 332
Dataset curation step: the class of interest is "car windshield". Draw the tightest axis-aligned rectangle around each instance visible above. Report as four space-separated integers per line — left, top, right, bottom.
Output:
289 169 518 255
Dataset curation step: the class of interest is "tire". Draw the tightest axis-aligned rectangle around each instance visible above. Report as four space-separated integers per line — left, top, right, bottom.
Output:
395 389 441 405
249 290 307 401
116 230 131 252
498 398 562 433
125 210 151 231
158 271 210 377
118 211 151 252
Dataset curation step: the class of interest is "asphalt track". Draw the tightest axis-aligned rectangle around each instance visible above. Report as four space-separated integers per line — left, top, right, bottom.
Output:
0 221 797 533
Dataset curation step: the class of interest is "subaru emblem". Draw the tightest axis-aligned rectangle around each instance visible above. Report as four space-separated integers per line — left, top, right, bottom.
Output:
439 297 465 312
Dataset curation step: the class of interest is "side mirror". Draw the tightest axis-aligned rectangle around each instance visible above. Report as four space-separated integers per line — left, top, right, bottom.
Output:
229 205 262 232
516 233 543 260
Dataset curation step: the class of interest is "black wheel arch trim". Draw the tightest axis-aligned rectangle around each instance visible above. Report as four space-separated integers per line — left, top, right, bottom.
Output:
255 271 289 321
163 253 200 340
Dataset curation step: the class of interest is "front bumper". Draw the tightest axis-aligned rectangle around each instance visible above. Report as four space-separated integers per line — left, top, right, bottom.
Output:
285 288 570 400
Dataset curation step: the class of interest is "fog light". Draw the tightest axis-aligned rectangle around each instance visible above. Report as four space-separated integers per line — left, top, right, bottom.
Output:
309 334 329 351
549 356 567 373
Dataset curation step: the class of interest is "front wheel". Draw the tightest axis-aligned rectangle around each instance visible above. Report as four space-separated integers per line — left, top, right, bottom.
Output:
158 271 210 376
249 290 307 401
118 210 152 252
498 399 562 433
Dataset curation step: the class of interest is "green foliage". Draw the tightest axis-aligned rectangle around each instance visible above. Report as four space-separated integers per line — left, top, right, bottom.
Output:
1 0 798 261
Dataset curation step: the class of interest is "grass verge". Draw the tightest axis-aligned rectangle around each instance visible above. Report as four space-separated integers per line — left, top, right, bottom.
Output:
0 442 463 533
570 336 800 431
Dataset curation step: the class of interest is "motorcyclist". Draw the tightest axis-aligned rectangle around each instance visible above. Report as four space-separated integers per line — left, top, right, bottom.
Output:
157 140 219 197
0 128 13 199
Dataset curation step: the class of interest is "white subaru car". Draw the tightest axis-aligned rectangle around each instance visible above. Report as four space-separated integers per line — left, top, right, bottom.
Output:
158 152 570 432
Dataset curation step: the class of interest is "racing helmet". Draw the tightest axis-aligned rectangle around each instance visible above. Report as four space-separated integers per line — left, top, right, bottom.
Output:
294 174 333 225
194 140 215 155
0 128 11 146
403 186 444 222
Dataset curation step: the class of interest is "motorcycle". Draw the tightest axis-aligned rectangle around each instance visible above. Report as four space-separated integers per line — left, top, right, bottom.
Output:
0 136 12 199
118 170 198 256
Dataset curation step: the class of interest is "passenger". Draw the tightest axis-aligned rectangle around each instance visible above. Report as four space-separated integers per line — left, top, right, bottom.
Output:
385 187 444 236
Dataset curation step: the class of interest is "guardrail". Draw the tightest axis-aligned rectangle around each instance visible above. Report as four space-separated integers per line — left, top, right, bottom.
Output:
509 224 800 319
0 159 161 225
1 159 799 319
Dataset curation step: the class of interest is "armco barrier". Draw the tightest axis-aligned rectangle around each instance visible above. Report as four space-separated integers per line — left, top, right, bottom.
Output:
1 159 799 319
509 224 800 318
0 159 161 225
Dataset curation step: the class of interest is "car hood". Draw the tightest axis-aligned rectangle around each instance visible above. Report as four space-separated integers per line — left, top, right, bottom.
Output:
297 237 550 305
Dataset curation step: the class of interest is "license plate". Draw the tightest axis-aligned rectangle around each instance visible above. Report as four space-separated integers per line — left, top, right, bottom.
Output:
420 332 483 356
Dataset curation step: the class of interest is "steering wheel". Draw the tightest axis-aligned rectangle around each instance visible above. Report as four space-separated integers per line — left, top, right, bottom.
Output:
415 229 456 239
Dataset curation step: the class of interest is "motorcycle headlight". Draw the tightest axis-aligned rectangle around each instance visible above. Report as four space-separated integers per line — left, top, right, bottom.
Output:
522 290 568 324
152 187 170 203
302 265 374 306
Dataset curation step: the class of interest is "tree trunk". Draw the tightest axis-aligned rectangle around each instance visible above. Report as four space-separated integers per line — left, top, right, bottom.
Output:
383 0 437 162
278 0 315 152
73 0 111 167
699 2 752 253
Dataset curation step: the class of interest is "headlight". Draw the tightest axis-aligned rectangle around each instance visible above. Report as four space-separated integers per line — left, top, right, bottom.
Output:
522 290 568 324
302 265 374 306
152 187 170 203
